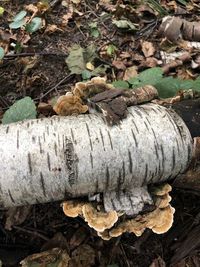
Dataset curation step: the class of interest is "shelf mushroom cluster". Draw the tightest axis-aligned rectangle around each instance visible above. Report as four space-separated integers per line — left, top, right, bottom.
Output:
62 184 175 240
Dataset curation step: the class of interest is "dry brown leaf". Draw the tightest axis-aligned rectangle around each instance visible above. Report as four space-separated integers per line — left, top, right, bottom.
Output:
141 41 155 57
62 4 74 26
25 4 38 14
149 256 166 267
69 244 95 267
45 24 63 34
112 60 126 70
69 227 88 250
5 206 32 230
20 248 70 267
123 66 138 81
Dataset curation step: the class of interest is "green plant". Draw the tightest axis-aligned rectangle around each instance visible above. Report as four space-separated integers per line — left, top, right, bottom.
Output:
113 67 200 98
9 10 42 33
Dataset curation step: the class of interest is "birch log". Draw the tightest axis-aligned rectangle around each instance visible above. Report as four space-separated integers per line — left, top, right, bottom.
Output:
0 104 193 212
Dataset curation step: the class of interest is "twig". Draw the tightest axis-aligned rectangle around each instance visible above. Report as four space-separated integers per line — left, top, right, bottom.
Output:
34 73 74 101
13 225 49 241
4 52 68 58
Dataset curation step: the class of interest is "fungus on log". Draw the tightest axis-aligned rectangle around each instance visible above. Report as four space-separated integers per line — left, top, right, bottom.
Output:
0 103 193 214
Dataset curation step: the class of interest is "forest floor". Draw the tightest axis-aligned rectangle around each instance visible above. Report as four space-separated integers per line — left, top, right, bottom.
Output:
0 0 200 266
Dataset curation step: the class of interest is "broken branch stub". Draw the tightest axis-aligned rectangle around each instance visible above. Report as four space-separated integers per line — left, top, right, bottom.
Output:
0 104 193 214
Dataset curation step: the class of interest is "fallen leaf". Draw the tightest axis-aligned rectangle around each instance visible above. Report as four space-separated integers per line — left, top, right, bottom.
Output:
5 206 32 230
141 41 155 57
20 248 70 267
123 66 138 81
69 244 95 267
112 60 126 70
2 97 37 124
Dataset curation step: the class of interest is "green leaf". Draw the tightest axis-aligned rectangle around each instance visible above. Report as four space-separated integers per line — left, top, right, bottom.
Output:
0 47 5 60
9 19 26 29
2 97 37 124
65 45 85 74
155 77 181 98
84 44 97 63
89 22 100 38
91 64 109 76
65 44 97 75
13 10 27 22
112 19 136 30
91 28 100 38
191 78 200 91
26 17 42 33
107 44 117 56
0 6 4 16
139 67 163 85
82 70 92 80
113 80 129 89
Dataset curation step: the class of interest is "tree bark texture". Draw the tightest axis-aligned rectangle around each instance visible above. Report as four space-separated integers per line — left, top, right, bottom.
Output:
0 104 193 210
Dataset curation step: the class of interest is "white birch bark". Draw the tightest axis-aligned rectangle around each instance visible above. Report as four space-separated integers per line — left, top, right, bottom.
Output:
0 104 193 211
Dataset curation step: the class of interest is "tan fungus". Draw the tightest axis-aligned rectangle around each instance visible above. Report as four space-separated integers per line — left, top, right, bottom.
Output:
82 203 118 232
62 200 85 218
53 92 88 116
73 77 114 99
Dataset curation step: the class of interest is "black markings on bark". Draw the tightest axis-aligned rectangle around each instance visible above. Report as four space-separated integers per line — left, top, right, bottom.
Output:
131 119 139 133
95 180 99 192
172 148 176 170
142 163 148 185
144 121 150 131
31 121 34 125
54 142 57 156
38 136 42 154
62 135 65 150
105 166 110 189
40 172 46 197
85 123 93 151
187 144 192 164
128 150 133 173
88 114 92 120
6 126 9 134
99 129 105 151
111 198 117 210
64 138 78 187
160 145 165 170
8 189 15 204
17 130 19 149
50 120 53 125
90 153 93 168
43 132 46 142
117 169 122 192
46 126 49 136
70 128 76 144
47 153 51 171
134 109 143 118
28 153 32 174
27 122 30 128
122 161 125 184
35 198 40 204
32 136 36 144
131 128 138 147
58 134 61 147
107 130 113 150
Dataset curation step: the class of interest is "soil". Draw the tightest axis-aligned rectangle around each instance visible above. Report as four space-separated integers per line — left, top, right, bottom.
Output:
0 1 200 266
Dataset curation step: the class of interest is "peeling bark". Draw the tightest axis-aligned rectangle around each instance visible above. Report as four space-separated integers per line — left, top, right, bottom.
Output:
0 104 193 211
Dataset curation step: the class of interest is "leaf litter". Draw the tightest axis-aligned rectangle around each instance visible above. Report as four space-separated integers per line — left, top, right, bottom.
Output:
0 0 200 266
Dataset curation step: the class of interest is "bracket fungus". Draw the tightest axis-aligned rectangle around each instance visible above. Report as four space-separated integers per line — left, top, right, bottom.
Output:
62 184 175 240
82 203 119 232
53 92 88 116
